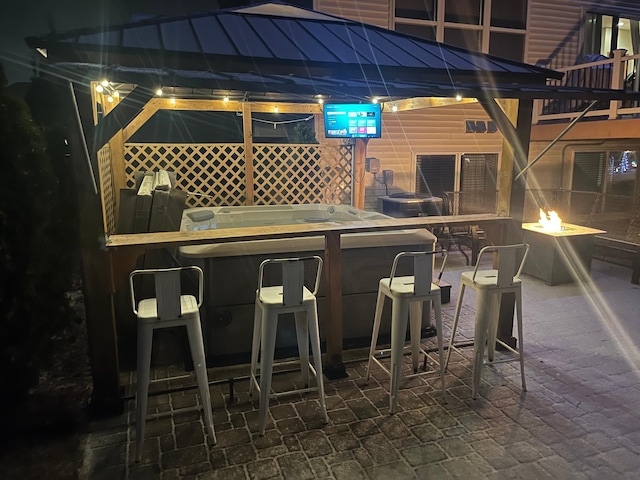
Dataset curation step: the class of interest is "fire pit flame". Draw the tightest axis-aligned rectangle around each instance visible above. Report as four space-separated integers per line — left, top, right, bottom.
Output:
539 208 562 232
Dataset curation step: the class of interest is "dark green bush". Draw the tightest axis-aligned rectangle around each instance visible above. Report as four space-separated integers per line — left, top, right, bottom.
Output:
0 65 78 407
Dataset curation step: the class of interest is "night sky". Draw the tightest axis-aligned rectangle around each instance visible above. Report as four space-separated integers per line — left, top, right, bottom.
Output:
1 0 311 86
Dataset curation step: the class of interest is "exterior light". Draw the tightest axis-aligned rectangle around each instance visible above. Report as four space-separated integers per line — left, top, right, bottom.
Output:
95 84 104 93
170 97 176 105
372 97 379 104
223 96 229 102
456 94 463 101
113 91 120 98
107 95 114 103
318 98 324 104
101 80 109 87
274 106 279 113
156 88 163 96
392 104 398 112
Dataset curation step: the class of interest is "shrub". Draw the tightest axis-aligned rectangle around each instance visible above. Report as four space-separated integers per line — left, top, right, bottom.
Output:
0 65 78 408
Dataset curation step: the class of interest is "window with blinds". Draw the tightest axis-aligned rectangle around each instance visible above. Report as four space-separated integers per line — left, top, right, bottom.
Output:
415 155 455 198
572 152 605 192
460 153 497 191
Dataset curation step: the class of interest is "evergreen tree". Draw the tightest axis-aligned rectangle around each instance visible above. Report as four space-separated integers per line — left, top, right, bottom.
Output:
0 64 77 408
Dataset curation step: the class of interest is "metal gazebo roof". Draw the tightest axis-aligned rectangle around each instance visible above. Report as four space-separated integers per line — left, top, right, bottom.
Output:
26 1 568 101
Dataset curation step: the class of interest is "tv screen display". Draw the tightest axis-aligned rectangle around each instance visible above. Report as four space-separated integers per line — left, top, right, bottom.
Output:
323 103 381 139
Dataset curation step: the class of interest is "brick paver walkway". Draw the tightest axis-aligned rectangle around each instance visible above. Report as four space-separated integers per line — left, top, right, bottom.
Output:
80 254 640 479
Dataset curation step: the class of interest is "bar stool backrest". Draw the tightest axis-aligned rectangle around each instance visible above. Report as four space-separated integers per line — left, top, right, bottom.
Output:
258 256 323 306
472 244 530 287
155 270 182 319
388 250 447 296
130 266 204 320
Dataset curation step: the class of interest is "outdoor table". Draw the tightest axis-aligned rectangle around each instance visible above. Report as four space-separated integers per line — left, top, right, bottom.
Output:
107 213 511 378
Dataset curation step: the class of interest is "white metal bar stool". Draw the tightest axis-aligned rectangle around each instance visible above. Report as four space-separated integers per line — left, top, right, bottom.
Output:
129 266 216 462
366 250 448 414
249 256 329 435
445 244 530 399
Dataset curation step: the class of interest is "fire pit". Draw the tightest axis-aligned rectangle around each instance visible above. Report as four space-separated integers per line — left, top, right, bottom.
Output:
522 210 605 285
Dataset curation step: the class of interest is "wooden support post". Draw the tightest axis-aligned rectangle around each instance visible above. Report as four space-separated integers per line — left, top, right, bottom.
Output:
353 138 368 209
108 130 125 227
323 231 347 379
479 97 534 348
67 82 123 415
243 103 254 206
495 99 518 217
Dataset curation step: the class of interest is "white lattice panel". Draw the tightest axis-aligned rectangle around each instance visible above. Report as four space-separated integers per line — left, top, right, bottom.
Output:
123 143 352 208
97 144 116 236
252 144 352 205
124 144 246 207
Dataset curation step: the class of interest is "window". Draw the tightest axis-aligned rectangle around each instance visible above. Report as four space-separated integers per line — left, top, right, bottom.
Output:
415 155 456 198
460 153 498 212
444 28 482 51
395 23 437 41
491 0 527 29
584 12 640 57
572 150 638 196
445 0 482 25
489 32 525 62
460 153 497 191
395 0 437 21
572 152 604 192
607 150 637 196
393 0 527 61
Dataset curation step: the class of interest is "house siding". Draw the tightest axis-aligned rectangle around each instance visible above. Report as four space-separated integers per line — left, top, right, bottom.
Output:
316 0 391 28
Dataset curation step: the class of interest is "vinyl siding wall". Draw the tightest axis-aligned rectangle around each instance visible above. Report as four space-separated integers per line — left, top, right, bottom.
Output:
316 0 391 28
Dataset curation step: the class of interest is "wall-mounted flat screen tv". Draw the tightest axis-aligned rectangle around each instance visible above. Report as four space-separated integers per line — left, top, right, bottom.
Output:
323 103 381 139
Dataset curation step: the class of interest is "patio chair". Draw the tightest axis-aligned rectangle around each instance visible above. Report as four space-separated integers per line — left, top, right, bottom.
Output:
129 266 216 462
249 256 329 435
445 244 530 399
366 250 448 413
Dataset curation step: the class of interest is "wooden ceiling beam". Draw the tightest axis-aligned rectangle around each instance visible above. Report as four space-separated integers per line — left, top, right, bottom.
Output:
384 97 477 112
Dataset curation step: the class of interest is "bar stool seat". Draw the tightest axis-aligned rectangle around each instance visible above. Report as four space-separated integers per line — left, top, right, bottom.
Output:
445 244 530 399
366 250 448 414
129 266 216 462
249 256 329 435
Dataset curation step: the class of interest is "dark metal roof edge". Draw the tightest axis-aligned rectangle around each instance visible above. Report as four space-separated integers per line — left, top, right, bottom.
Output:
41 61 640 102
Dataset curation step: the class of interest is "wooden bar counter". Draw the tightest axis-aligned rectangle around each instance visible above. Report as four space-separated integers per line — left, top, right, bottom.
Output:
107 214 511 378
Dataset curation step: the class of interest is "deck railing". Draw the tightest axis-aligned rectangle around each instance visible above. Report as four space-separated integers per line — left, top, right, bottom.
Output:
534 49 640 123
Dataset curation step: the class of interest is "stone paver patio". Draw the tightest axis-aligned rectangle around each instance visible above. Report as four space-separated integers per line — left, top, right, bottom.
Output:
80 252 640 479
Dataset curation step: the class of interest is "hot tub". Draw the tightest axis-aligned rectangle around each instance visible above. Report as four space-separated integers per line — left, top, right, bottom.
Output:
177 204 436 364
